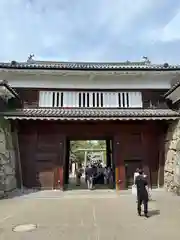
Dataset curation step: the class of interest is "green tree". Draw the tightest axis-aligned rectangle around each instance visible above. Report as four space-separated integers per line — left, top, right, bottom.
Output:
70 140 106 164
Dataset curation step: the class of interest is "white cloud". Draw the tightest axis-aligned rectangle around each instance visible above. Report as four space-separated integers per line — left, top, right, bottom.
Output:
142 6 180 43
160 10 180 42
0 0 179 62
0 0 154 61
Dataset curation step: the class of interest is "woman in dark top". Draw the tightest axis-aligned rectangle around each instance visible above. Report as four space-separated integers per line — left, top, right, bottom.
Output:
135 169 149 218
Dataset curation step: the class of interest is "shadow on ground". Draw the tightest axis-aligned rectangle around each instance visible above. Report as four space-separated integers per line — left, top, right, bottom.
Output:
1 188 42 200
66 177 114 191
66 183 113 191
148 209 160 217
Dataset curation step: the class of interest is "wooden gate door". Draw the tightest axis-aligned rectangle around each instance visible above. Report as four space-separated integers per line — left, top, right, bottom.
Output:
18 132 37 189
36 134 63 190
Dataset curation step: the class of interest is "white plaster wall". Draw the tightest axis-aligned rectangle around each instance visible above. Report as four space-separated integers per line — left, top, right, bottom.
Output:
0 70 174 89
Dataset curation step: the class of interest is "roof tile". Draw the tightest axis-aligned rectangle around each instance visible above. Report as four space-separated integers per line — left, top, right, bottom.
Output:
2 108 180 121
0 61 180 71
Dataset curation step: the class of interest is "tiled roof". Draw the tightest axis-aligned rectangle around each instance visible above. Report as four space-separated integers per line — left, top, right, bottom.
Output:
0 80 20 100
2 108 180 121
0 61 180 71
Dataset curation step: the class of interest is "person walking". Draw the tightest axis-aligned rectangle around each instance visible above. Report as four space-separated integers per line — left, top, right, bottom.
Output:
133 168 140 201
85 165 89 184
104 167 108 185
86 165 94 190
75 164 83 186
135 169 149 218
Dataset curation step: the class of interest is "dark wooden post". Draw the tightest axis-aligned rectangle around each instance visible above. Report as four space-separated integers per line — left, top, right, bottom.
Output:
142 125 151 187
113 135 125 190
54 135 66 190
106 139 111 167
158 132 165 187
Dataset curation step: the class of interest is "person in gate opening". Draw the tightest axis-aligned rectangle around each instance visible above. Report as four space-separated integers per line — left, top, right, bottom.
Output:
85 165 89 184
135 169 149 218
76 163 83 186
107 166 113 187
104 167 108 185
86 164 94 190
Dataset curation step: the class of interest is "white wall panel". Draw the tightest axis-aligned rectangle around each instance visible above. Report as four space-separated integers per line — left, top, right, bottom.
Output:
128 92 142 108
39 91 53 107
89 92 93 107
39 91 143 108
4 72 172 89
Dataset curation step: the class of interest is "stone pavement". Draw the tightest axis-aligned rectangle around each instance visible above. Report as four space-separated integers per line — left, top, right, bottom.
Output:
0 189 180 239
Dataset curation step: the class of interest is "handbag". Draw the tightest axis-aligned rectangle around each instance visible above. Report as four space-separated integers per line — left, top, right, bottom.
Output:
145 185 152 200
148 187 152 200
132 184 137 195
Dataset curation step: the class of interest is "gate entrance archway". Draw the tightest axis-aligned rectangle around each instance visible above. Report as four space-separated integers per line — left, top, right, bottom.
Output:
63 139 115 190
16 120 162 191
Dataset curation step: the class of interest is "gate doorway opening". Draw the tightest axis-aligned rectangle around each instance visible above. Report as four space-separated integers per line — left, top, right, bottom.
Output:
64 139 115 190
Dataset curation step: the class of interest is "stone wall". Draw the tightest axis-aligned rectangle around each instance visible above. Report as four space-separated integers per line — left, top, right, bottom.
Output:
0 118 17 198
165 120 180 194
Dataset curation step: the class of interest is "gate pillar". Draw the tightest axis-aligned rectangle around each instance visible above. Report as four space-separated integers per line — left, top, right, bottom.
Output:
113 135 125 190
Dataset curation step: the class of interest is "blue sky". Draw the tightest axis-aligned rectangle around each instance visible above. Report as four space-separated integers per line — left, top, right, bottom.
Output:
0 0 180 63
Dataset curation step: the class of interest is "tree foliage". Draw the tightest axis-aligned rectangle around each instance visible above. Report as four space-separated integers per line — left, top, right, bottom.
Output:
70 140 106 164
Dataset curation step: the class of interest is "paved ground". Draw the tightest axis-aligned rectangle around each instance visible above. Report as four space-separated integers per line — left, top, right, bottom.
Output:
0 189 180 239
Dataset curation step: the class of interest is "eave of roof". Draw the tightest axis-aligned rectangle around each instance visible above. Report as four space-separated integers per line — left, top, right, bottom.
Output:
164 80 180 98
0 61 180 71
2 108 179 121
0 80 20 100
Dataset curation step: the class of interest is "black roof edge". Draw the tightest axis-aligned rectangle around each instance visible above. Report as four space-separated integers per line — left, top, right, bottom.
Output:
0 62 180 71
0 66 180 71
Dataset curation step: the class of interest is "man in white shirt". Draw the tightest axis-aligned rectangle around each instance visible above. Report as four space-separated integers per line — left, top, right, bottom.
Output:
134 168 140 185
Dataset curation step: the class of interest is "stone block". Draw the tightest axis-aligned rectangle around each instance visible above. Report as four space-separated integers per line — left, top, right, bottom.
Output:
0 170 4 177
0 120 18 196
8 150 16 169
165 161 174 172
0 153 10 165
174 130 180 140
3 164 15 175
4 175 16 191
0 143 6 155
164 171 174 186
166 150 176 164
0 132 6 143
169 140 178 151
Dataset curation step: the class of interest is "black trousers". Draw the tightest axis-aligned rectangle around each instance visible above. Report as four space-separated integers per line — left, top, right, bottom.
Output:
137 196 148 215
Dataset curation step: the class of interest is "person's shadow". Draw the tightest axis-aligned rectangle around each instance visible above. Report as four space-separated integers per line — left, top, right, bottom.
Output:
148 209 160 217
